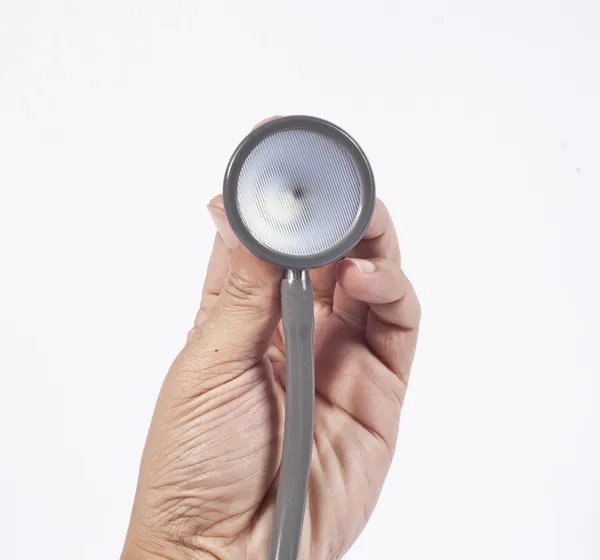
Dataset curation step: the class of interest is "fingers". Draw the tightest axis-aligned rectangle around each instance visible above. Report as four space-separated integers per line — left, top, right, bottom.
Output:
310 199 401 304
333 200 400 325
191 116 283 326
194 232 228 328
309 263 338 303
336 258 420 329
334 199 420 382
177 194 282 393
183 116 285 363
253 115 283 129
362 200 401 262
205 195 282 350
336 257 420 380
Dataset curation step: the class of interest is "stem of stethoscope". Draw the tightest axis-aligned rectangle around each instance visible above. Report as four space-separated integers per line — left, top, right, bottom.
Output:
269 268 315 560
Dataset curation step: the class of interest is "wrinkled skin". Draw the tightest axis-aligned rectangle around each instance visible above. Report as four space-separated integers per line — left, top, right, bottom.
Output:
122 121 420 560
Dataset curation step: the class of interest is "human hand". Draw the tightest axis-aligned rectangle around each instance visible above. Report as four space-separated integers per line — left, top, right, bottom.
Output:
122 130 420 560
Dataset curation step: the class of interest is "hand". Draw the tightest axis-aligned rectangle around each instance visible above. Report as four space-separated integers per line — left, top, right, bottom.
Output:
121 163 420 560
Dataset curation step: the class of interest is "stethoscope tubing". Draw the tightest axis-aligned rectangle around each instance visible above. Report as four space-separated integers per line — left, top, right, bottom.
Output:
269 269 315 560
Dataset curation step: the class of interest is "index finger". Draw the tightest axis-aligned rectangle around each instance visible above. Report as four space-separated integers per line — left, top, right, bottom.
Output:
362 199 401 263
333 199 401 326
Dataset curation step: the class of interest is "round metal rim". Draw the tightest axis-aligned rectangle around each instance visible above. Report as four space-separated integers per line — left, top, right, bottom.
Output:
223 115 376 270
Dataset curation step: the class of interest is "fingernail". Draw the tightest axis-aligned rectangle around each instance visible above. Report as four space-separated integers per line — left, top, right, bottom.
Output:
207 205 240 249
348 258 376 274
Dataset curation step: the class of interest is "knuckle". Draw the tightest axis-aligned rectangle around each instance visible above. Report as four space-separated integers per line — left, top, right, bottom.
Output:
225 268 265 301
413 295 422 324
221 268 278 316
406 282 422 326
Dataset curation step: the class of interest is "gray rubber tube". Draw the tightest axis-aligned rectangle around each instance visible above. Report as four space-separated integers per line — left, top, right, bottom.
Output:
269 269 315 560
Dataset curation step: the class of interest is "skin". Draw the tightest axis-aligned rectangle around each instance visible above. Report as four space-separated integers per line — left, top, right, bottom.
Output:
121 119 421 560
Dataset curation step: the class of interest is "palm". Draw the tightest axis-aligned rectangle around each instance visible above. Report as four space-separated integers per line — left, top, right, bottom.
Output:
267 301 407 558
152 302 411 559
127 197 419 560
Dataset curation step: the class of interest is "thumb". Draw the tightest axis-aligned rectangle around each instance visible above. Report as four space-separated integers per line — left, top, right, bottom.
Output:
183 196 282 383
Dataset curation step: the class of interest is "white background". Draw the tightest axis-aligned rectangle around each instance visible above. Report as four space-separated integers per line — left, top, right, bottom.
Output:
1 1 599 559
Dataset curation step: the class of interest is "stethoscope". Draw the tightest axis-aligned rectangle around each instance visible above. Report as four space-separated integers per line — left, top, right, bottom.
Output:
223 115 375 560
